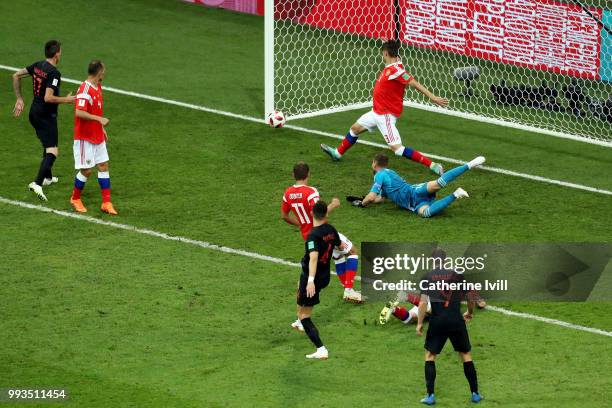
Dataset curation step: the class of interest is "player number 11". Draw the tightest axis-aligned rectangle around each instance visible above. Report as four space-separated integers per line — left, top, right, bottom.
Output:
291 203 311 224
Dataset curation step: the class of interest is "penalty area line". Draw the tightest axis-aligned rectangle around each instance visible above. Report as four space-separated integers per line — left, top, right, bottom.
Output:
0 64 610 197
1 195 611 338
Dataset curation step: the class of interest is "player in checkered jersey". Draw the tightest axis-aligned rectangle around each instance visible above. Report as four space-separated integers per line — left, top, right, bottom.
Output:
12 40 76 201
281 163 363 310
321 40 449 176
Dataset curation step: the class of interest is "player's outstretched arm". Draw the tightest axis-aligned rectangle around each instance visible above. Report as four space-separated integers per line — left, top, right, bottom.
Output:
12 68 29 117
361 192 383 207
373 195 385 204
44 87 75 105
326 197 340 214
409 79 449 107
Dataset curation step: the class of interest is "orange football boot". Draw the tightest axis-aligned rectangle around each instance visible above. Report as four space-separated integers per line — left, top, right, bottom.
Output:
70 198 88 213
100 202 118 215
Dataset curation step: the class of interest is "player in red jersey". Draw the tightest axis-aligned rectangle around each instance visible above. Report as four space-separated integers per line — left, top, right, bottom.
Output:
321 40 449 176
281 165 326 241
69 60 117 215
281 162 362 321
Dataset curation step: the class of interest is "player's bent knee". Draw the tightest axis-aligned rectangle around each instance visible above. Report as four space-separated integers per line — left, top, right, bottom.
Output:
459 352 472 362
297 306 312 320
97 162 109 171
351 123 366 134
425 351 436 361
391 144 404 155
427 181 441 193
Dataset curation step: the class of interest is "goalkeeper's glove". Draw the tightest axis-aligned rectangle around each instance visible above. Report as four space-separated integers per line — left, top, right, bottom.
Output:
346 195 365 207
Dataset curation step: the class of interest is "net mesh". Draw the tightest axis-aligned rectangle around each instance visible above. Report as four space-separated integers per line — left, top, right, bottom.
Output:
272 0 612 145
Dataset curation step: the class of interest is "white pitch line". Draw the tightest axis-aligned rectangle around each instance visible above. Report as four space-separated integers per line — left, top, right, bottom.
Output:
1 64 611 197
486 306 612 337
284 124 612 196
1 195 611 338
0 196 299 268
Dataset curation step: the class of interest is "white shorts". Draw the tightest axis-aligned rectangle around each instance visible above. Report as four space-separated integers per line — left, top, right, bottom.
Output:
73 140 109 169
409 300 432 316
333 232 353 259
357 110 402 146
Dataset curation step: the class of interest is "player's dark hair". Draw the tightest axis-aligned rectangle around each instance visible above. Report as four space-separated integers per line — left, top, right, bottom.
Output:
44 40 61 58
312 201 328 220
381 39 401 57
373 153 389 167
88 60 105 76
293 161 309 180
431 248 447 260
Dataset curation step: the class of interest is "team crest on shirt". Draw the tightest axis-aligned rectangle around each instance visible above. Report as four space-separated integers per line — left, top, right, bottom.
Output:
385 69 391 76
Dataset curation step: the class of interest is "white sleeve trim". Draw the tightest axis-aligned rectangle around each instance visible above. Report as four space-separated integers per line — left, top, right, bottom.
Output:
388 69 406 80
76 93 93 104
307 192 319 202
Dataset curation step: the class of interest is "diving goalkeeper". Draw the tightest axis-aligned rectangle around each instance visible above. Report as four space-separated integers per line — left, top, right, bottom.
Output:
321 39 448 176
350 153 485 218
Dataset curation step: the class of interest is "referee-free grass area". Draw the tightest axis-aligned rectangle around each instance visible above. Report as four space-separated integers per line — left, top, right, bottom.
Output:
0 0 611 407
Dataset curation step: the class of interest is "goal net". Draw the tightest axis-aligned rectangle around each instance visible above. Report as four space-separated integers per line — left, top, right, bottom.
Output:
265 0 612 146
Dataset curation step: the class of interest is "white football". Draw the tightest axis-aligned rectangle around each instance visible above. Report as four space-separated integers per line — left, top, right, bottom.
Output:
267 111 286 128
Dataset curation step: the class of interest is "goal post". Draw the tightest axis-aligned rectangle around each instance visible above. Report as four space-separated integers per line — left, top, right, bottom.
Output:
264 0 275 116
265 0 612 147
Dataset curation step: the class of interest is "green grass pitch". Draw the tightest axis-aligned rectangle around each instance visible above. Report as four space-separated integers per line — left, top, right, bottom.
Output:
0 0 611 407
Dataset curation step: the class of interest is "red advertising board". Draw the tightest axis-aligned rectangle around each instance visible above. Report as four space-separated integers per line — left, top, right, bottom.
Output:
277 0 603 80
183 0 264 16
403 0 602 79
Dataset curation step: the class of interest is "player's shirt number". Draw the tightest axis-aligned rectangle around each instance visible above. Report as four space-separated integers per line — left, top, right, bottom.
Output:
291 202 311 225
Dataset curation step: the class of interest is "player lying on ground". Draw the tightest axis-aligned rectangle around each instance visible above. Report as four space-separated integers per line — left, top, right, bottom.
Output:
70 60 117 215
379 293 430 325
349 153 485 218
331 232 361 302
12 40 76 201
379 293 486 326
295 201 341 360
321 39 448 176
281 162 362 307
